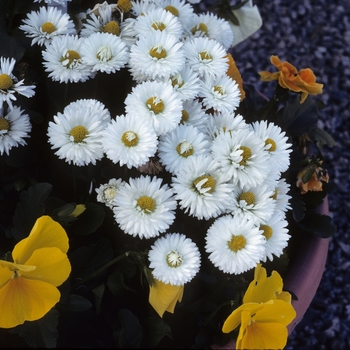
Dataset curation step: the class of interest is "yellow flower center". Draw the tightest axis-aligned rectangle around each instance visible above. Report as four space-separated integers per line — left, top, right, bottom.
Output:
260 224 273 240
0 117 10 131
191 23 208 35
117 0 132 13
238 146 252 166
238 191 256 206
97 46 113 61
121 131 138 147
69 125 88 143
265 137 277 152
41 21 56 34
102 21 120 35
146 96 164 114
171 75 184 88
151 21 166 31
165 5 179 16
193 175 216 194
180 109 189 123
199 50 213 61
166 250 183 267
136 195 156 214
61 50 81 68
271 188 278 200
0 74 13 90
176 141 194 157
149 45 167 59
227 234 247 252
213 85 225 95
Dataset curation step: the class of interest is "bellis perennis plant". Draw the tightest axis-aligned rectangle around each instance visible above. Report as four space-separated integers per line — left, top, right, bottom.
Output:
0 0 336 348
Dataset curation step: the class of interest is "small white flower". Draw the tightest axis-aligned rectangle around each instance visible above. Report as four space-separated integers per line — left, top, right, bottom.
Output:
271 178 292 218
34 0 72 4
119 18 138 48
0 57 35 110
47 99 111 166
0 106 31 155
159 0 195 27
148 232 201 285
183 36 228 80
129 31 185 80
229 183 276 225
113 175 177 239
250 120 292 174
81 32 129 73
102 114 158 169
95 178 124 209
131 0 159 17
204 111 249 142
258 212 290 262
19 6 76 47
186 12 234 50
133 7 184 39
211 128 270 187
205 214 266 275
158 124 210 174
180 99 209 133
125 80 183 136
199 74 241 113
42 34 93 83
172 154 234 220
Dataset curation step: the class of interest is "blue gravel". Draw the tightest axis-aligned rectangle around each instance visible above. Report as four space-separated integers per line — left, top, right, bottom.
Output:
226 1 350 348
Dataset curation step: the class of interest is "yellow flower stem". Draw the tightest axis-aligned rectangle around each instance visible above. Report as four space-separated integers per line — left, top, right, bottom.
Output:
75 251 133 287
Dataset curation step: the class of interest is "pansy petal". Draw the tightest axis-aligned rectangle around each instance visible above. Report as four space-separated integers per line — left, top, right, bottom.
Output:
0 266 13 289
12 216 69 264
0 260 36 272
149 279 184 317
20 247 71 287
258 71 279 81
0 277 60 329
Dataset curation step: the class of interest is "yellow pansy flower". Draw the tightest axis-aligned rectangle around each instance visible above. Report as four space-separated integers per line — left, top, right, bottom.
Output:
149 278 184 317
222 264 296 349
0 216 71 329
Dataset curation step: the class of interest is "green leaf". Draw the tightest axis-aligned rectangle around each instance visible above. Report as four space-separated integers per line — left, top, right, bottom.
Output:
92 283 105 315
309 127 337 148
143 316 172 348
117 309 143 348
11 308 59 348
107 271 136 296
71 202 105 236
289 185 306 222
7 182 52 241
59 294 92 313
277 95 318 137
298 211 337 238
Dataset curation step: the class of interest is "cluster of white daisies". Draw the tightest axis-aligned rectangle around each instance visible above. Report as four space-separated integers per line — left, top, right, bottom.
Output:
1 0 293 287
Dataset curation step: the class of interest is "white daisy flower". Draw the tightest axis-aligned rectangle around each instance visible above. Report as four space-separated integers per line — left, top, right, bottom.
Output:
0 106 31 156
133 7 184 40
0 57 36 110
250 120 293 174
211 128 269 187
125 80 183 136
204 111 249 142
158 124 210 175
81 32 129 74
34 0 71 4
183 36 228 79
42 34 93 83
102 114 158 169
180 99 209 133
131 0 159 17
199 74 241 113
80 5 120 37
186 12 234 50
19 6 76 47
148 232 201 286
158 65 201 101
159 0 195 27
113 175 177 239
47 99 111 166
258 212 290 262
95 178 124 209
119 18 138 48
172 154 234 220
129 31 185 80
271 178 292 218
205 214 266 275
229 183 276 225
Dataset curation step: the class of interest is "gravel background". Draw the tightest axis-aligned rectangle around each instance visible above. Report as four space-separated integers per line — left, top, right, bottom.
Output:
223 0 350 348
